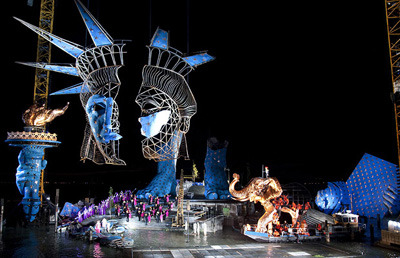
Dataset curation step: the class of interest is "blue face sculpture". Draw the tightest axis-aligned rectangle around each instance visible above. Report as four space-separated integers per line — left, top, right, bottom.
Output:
15 0 126 165
315 181 349 214
86 94 122 144
136 77 185 161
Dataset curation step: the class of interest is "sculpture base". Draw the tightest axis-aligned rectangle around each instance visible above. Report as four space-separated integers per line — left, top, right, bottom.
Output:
6 131 60 222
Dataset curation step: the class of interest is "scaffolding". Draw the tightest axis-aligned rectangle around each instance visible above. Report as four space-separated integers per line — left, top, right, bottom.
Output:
33 0 55 107
385 0 400 167
33 0 55 203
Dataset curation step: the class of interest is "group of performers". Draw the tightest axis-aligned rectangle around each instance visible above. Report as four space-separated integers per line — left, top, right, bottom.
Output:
271 219 309 237
75 190 176 226
114 193 176 225
77 204 97 223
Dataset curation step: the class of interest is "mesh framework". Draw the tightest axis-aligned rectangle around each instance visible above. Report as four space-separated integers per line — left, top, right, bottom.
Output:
78 45 126 165
136 28 214 162
136 66 190 161
15 0 127 165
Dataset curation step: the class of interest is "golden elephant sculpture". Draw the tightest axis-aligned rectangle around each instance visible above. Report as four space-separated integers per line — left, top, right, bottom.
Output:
229 173 282 233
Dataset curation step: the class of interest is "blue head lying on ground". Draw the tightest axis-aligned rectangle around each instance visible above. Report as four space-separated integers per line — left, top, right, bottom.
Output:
315 153 400 218
315 181 349 214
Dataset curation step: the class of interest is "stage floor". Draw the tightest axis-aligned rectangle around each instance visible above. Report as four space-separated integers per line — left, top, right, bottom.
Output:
2 225 400 257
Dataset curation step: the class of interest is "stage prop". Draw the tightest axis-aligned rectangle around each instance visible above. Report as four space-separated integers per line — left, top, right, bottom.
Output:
6 104 66 222
229 173 283 233
135 28 214 197
60 202 80 218
22 103 69 126
15 0 126 165
314 181 350 215
204 137 230 199
315 153 400 218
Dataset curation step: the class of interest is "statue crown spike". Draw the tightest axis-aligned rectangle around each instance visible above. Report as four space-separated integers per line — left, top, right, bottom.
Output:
147 27 215 76
15 1 127 165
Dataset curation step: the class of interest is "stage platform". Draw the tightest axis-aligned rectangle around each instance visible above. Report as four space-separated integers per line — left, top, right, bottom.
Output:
244 229 322 243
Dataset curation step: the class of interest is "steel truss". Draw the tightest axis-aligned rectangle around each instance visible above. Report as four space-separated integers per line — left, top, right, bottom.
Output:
385 0 400 166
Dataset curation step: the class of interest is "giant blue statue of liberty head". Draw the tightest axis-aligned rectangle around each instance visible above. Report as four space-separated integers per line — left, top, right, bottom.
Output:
136 28 214 162
135 28 214 198
15 0 126 165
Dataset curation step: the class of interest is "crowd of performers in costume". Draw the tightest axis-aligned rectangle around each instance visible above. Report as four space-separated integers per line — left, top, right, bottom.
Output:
113 192 176 225
73 190 176 227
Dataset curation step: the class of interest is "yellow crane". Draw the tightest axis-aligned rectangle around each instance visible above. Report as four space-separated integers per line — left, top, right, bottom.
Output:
33 0 55 107
385 0 400 167
32 0 56 203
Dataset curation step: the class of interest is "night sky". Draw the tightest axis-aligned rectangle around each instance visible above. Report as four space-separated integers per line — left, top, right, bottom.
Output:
1 0 397 196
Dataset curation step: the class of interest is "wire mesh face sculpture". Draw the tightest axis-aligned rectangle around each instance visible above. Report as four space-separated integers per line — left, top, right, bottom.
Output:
15 0 126 165
136 28 215 162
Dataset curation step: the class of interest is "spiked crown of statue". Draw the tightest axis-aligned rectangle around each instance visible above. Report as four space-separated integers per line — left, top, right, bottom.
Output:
14 0 126 96
141 28 215 120
147 27 215 77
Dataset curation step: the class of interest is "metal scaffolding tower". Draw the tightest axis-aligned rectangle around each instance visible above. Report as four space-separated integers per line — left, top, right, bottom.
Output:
34 0 56 202
173 169 185 227
385 0 400 167
33 0 55 107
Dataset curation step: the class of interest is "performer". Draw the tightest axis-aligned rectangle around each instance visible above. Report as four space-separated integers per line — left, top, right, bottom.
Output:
125 206 129 222
317 223 322 232
77 210 83 223
160 211 164 223
88 205 93 217
141 210 145 221
95 220 101 234
83 207 88 220
101 218 108 231
300 220 308 235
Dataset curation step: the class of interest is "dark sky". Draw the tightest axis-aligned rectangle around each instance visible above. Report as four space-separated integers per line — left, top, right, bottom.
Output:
1 0 397 189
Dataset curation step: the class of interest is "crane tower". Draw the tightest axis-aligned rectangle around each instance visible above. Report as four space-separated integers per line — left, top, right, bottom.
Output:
33 0 55 107
385 0 400 167
33 0 55 202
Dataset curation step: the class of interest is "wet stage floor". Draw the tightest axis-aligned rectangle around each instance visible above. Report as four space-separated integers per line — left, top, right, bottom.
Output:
2 223 400 257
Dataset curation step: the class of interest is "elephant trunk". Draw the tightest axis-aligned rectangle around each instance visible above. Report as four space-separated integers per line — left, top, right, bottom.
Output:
229 173 251 201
